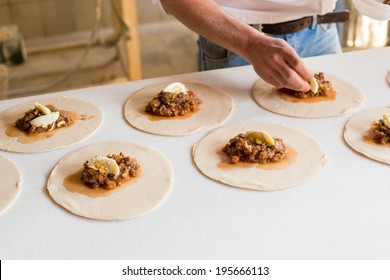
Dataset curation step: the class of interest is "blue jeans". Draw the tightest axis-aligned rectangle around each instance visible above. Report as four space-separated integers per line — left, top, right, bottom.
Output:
198 18 342 71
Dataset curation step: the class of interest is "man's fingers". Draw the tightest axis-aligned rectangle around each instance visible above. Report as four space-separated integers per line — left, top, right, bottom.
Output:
268 55 310 91
283 48 313 91
261 74 280 89
285 52 313 81
250 36 313 91
265 40 312 91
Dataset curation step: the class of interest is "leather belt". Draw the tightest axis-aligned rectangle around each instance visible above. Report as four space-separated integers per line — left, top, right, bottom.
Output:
260 10 350 35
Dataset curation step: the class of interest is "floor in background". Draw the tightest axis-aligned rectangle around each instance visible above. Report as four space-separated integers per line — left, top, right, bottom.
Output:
2 20 198 100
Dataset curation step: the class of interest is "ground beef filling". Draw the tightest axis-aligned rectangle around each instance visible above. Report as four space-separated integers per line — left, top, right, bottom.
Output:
15 104 73 135
81 153 141 189
281 72 335 99
145 90 202 116
372 119 390 144
222 134 287 164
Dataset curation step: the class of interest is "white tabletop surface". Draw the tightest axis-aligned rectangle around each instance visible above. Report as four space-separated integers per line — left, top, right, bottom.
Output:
1 47 390 260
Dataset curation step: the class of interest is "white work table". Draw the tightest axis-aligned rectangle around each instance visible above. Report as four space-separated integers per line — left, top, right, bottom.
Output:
1 47 390 260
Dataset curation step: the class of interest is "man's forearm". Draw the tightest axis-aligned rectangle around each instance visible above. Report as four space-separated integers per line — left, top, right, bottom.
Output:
160 0 260 62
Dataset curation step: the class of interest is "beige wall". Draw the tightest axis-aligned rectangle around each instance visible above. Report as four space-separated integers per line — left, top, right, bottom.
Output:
0 0 169 39
136 0 170 24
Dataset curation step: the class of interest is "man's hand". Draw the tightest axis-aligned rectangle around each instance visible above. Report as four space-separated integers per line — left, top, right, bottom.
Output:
244 34 312 92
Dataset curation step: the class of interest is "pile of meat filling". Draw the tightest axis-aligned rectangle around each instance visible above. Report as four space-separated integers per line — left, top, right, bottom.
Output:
15 104 73 135
81 153 141 189
281 72 335 99
222 132 287 164
372 118 390 144
145 90 202 116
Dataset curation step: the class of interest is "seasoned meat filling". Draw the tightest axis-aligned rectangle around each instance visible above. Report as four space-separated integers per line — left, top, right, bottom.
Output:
15 104 73 135
81 153 141 189
372 119 390 144
282 72 335 99
145 90 202 117
223 133 287 164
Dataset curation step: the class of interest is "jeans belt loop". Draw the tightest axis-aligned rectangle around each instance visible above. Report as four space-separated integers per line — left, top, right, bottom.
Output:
310 15 318 29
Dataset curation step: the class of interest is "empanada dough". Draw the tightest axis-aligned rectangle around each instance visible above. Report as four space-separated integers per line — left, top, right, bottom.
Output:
0 155 21 215
124 82 233 136
47 141 173 220
192 122 328 191
252 72 364 118
344 106 390 164
0 97 103 153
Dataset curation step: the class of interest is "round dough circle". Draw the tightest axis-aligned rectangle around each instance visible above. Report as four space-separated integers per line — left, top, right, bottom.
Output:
47 141 173 220
192 122 328 191
344 106 390 164
124 82 233 136
252 72 364 118
0 155 21 215
0 97 103 153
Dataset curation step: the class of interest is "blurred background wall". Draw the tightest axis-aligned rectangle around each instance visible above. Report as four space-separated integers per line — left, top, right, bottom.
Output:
0 0 113 39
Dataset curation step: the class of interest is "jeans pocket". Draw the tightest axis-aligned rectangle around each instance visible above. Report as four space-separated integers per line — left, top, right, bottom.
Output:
312 23 342 55
198 36 231 70
318 23 334 34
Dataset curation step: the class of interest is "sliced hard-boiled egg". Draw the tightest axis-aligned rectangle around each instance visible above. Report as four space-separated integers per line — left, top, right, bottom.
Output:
383 114 390 129
34 102 51 115
259 131 276 146
245 130 275 146
30 111 59 128
309 77 319 93
163 82 188 94
87 156 120 176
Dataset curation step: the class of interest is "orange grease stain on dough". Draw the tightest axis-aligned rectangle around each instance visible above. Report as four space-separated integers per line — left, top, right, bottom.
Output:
6 125 55 143
5 111 94 144
139 105 199 121
276 88 336 103
63 169 141 198
142 110 199 121
217 145 298 171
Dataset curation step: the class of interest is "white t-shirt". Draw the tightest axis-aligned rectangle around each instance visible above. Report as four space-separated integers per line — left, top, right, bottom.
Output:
154 0 337 24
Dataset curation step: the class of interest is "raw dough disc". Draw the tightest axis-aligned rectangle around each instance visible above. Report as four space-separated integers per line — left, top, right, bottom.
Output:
47 141 173 220
0 97 103 153
192 122 328 191
0 155 21 215
252 72 364 118
344 106 390 164
124 82 233 136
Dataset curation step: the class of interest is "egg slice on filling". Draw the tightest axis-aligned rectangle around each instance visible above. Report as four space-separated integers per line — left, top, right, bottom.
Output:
309 77 319 93
245 131 275 147
87 156 120 176
34 102 52 115
163 82 188 94
30 111 60 128
383 114 390 129
29 102 59 128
